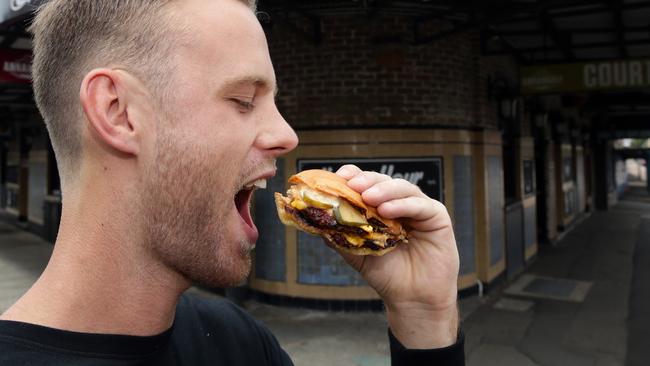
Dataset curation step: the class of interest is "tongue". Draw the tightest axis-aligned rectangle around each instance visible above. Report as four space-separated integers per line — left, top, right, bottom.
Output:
235 189 255 229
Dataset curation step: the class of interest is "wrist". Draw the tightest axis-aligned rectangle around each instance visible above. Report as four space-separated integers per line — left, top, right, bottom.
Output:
385 301 459 349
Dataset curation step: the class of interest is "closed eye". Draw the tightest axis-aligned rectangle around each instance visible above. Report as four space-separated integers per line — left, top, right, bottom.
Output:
230 98 256 112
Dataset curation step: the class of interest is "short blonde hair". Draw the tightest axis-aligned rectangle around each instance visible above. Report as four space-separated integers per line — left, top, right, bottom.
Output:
29 0 257 184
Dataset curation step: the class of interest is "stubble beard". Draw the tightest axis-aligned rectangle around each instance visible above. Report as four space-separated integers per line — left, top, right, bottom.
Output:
139 131 253 289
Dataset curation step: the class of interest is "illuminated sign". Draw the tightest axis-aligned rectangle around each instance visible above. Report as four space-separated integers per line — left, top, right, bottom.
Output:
521 58 650 94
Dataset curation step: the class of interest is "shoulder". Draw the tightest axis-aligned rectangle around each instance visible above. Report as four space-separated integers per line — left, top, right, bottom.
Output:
171 292 293 365
175 293 266 335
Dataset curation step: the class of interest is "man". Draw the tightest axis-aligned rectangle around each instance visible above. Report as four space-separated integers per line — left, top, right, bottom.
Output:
0 0 464 364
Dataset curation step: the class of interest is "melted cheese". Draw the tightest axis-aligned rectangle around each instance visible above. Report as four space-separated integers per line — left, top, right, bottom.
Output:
290 199 308 210
367 232 388 247
367 232 387 240
343 234 365 247
343 233 389 249
359 225 373 233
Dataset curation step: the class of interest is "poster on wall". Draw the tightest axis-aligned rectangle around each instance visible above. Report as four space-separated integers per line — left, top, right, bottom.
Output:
523 160 534 195
297 157 444 202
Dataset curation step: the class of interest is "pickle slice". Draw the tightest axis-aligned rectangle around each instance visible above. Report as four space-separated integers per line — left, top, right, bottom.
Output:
301 188 339 209
334 200 368 226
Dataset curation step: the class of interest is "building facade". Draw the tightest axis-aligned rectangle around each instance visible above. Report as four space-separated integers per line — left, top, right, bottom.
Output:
1 0 645 307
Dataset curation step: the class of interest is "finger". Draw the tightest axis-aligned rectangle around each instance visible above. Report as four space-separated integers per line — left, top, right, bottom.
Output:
378 197 451 230
347 171 392 192
361 178 424 207
335 165 362 180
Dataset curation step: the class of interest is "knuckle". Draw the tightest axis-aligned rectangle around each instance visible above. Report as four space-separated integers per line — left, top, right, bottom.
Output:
361 171 382 181
392 178 411 186
433 199 451 215
339 164 360 172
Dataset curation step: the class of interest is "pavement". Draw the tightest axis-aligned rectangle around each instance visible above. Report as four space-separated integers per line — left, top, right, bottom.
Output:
1 186 649 365
461 192 646 366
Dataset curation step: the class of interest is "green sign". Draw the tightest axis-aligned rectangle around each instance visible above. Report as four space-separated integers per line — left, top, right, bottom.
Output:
521 58 650 94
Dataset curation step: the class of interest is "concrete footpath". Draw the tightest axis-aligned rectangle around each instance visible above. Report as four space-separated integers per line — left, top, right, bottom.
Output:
461 193 648 366
1 189 649 365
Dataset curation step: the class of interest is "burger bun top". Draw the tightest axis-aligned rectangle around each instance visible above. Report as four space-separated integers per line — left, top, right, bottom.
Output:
288 169 405 236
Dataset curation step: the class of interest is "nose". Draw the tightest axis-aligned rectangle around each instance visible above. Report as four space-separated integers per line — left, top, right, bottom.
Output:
255 104 299 158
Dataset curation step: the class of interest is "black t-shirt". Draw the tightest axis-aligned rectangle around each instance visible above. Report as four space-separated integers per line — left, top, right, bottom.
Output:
0 294 464 365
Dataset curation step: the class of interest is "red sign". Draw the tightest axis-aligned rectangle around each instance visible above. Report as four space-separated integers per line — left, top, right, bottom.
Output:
0 49 32 84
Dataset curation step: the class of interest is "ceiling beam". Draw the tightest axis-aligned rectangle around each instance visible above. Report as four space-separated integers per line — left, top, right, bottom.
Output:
496 0 650 26
484 37 650 55
610 0 627 58
492 25 650 36
540 10 575 60
413 2 540 45
412 0 612 46
481 27 530 64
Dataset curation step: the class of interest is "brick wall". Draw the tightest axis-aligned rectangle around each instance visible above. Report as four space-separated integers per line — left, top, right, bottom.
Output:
266 14 509 130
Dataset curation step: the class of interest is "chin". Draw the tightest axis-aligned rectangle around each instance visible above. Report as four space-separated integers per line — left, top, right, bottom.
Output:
192 264 251 289
212 263 251 288
210 243 253 288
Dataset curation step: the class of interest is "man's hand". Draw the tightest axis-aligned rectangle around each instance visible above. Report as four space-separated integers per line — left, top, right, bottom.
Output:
334 165 460 349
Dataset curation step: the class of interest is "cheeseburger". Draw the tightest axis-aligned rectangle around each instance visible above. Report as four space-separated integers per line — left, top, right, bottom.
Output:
274 169 408 256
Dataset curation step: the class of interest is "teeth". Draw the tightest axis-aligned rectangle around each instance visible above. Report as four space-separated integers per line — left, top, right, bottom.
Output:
253 179 267 189
244 179 267 190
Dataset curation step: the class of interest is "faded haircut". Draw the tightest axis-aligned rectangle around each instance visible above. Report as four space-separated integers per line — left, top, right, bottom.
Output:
28 0 257 185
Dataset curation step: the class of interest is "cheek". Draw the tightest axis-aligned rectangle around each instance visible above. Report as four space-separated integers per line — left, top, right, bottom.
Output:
209 124 257 163
164 100 259 168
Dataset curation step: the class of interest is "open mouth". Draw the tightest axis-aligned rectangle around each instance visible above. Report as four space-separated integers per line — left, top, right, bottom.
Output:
234 179 267 238
235 187 255 229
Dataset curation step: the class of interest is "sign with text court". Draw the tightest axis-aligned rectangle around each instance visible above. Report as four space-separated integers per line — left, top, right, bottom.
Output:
521 58 650 94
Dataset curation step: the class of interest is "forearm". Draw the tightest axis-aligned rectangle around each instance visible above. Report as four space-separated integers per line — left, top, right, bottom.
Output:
385 302 459 349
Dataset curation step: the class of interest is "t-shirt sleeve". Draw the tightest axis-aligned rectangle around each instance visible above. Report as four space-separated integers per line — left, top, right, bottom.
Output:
389 328 465 366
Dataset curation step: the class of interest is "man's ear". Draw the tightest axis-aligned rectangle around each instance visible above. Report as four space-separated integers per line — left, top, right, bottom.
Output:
80 68 140 156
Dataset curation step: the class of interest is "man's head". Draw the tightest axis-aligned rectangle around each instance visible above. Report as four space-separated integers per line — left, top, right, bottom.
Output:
30 0 298 288
29 0 256 184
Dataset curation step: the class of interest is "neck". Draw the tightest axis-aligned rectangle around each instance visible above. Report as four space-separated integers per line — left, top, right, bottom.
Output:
0 181 189 336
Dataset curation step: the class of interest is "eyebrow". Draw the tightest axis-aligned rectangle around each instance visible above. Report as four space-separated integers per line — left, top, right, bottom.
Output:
220 75 279 97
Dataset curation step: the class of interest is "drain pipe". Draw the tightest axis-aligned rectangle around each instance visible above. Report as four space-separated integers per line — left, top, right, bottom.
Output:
476 280 484 298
